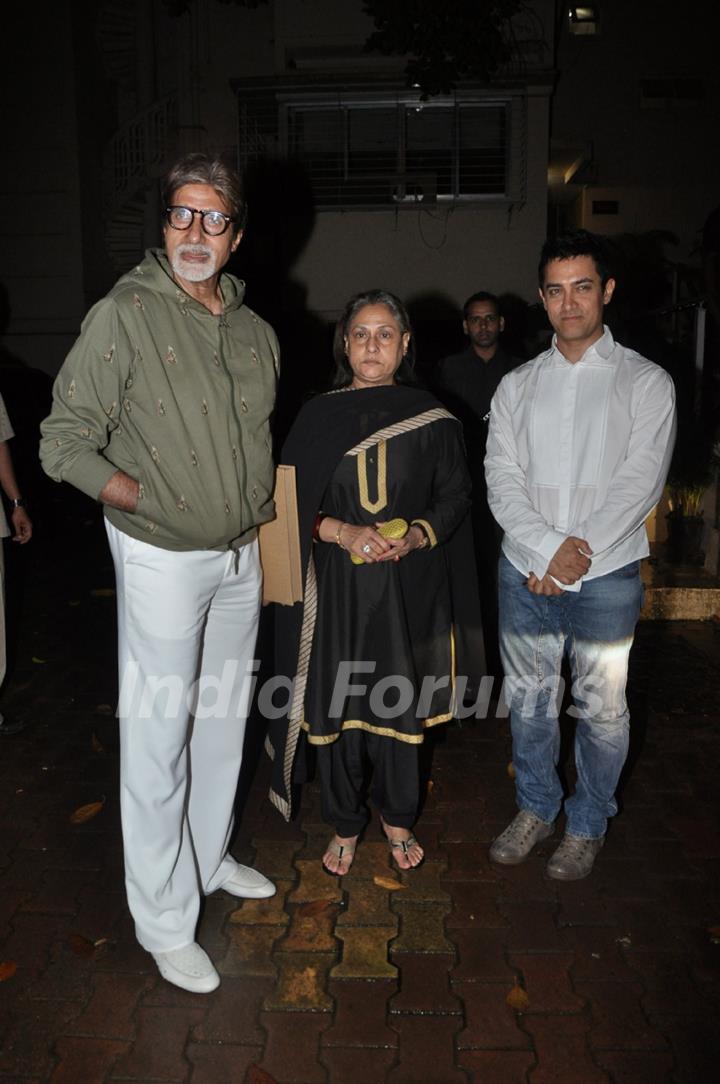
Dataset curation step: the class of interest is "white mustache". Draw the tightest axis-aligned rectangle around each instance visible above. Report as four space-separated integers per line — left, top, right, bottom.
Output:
176 243 213 259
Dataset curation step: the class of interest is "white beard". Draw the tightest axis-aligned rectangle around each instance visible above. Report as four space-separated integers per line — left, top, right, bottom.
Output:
170 244 218 283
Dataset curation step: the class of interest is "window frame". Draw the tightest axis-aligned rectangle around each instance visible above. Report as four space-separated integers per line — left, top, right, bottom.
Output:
265 88 524 211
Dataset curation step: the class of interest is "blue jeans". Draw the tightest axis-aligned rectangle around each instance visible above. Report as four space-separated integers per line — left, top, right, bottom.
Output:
498 556 644 839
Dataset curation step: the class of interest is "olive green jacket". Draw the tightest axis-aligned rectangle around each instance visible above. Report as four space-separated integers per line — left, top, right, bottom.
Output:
40 249 279 551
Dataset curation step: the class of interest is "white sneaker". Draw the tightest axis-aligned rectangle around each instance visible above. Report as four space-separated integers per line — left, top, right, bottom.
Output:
220 863 276 899
152 943 220 993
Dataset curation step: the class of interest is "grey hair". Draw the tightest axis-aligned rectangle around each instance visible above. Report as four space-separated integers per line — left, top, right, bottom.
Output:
331 289 416 388
161 153 247 232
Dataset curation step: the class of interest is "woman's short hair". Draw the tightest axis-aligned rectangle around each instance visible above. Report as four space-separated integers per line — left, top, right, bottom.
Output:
161 153 247 232
331 289 416 388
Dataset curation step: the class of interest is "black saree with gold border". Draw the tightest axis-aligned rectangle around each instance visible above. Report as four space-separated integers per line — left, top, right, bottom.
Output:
267 385 484 821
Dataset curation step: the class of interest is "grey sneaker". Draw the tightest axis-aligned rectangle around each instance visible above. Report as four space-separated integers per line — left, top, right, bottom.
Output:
489 810 554 865
545 834 604 881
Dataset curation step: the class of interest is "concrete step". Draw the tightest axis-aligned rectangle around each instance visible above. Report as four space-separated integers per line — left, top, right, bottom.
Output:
641 557 720 619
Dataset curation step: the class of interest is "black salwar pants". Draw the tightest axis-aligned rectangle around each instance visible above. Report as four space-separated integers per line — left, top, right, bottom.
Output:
316 729 420 837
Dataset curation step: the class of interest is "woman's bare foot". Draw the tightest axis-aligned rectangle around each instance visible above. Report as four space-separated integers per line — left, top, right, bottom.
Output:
322 834 358 876
381 818 424 870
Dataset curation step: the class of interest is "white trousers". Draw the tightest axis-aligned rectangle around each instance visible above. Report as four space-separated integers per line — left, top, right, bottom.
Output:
105 520 262 953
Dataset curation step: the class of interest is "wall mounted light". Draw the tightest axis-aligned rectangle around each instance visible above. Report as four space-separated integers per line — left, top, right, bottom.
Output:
568 5 599 35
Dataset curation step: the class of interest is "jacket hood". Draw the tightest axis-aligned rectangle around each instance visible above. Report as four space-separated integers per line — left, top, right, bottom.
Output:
113 248 247 313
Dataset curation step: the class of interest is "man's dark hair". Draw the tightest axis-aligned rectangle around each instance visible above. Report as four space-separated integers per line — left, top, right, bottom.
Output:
462 291 500 320
161 153 247 232
538 229 611 288
331 288 416 389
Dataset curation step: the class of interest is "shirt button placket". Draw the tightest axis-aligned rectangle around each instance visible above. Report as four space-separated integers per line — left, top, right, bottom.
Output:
557 365 578 531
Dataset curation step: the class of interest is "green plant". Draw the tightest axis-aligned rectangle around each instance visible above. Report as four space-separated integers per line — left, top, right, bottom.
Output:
667 483 708 518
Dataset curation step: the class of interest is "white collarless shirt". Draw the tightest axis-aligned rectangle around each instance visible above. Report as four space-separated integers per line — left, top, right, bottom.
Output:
484 327 676 588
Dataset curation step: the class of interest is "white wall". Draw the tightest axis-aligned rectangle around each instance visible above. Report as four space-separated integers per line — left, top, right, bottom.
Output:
182 0 554 313
2 0 554 375
133 0 554 316
292 94 550 315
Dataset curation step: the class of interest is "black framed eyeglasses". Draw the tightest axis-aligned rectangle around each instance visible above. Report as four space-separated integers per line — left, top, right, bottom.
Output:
165 205 235 236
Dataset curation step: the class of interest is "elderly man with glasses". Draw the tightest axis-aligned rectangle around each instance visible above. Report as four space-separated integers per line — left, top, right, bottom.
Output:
40 153 279 993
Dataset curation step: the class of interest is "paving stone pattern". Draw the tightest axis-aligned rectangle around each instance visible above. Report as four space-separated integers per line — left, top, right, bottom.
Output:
1 507 719 1082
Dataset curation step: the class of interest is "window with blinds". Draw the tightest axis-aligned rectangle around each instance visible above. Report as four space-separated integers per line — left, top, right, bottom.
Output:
286 101 508 206
238 89 524 210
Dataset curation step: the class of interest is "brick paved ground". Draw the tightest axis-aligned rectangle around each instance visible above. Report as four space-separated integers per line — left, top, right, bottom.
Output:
1 500 719 1083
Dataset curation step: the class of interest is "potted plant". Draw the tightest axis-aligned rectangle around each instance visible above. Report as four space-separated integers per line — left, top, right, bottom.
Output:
665 431 714 565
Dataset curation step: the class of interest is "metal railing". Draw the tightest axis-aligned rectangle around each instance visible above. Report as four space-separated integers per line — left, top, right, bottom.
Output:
104 95 178 215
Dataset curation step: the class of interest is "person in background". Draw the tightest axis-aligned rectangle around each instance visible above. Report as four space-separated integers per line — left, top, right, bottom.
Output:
434 292 521 682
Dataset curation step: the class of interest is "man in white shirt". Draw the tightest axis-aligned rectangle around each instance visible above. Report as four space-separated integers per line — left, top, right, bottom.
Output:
485 230 676 880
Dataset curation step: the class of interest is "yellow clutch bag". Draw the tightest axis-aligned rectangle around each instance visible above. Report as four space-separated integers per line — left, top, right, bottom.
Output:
350 518 408 564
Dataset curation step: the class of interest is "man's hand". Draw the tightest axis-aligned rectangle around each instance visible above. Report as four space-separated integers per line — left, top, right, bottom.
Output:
10 506 32 543
527 572 564 596
99 470 140 513
546 536 592 585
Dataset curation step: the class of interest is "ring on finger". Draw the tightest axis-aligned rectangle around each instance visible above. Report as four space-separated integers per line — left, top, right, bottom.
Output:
362 543 372 554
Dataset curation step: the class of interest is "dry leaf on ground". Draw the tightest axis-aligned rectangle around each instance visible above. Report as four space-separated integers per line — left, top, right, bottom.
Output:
506 983 529 1011
373 875 406 891
68 934 109 958
68 934 96 958
69 798 105 825
247 1066 278 1084
297 900 339 919
0 961 18 982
